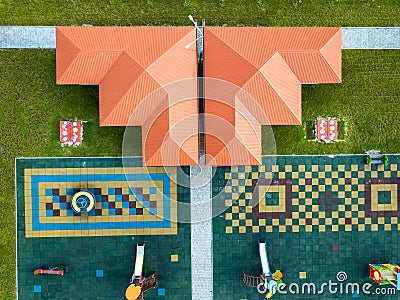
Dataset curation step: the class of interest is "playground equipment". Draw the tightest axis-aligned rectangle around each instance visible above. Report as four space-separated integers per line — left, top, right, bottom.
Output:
70 191 95 214
34 267 64 276
315 118 338 143
60 120 82 146
125 244 157 300
369 264 400 290
242 242 283 298
366 150 389 166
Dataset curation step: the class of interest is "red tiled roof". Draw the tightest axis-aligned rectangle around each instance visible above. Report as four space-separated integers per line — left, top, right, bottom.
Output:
204 27 342 166
57 26 342 167
56 26 198 166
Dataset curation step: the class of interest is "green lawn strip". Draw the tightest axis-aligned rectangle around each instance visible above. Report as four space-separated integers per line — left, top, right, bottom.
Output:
0 0 399 27
266 50 400 155
0 49 141 299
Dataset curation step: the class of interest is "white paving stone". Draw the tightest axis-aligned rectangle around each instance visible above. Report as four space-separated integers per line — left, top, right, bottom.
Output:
342 27 400 49
0 26 55 48
191 165 213 300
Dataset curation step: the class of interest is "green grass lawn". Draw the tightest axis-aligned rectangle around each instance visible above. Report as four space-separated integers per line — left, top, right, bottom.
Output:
0 0 399 27
0 1 399 299
267 50 400 155
0 50 138 299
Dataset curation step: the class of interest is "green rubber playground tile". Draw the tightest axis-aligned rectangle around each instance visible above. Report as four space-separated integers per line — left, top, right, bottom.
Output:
212 155 400 299
16 157 191 300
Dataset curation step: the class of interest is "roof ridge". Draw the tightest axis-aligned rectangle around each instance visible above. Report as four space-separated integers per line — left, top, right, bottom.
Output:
319 28 342 82
145 28 196 81
99 52 149 125
261 52 301 123
210 138 259 166
56 29 82 83
204 28 258 69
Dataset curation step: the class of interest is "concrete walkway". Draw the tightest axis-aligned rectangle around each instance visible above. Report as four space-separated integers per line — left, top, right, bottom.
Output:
1 26 400 50
190 165 213 300
0 26 55 48
342 27 400 49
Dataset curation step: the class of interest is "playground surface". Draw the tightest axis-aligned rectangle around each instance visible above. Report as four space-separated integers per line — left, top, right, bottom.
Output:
16 155 400 299
213 155 400 299
16 157 191 300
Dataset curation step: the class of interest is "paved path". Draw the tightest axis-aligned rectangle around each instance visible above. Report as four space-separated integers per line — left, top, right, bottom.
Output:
0 26 55 48
342 27 400 49
190 165 213 300
1 26 400 50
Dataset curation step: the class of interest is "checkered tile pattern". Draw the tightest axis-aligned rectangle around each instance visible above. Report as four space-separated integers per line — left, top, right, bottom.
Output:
45 186 157 217
225 163 400 233
23 167 177 237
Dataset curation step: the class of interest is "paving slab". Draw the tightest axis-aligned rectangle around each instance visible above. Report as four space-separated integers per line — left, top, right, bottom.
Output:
0 26 56 48
342 27 400 49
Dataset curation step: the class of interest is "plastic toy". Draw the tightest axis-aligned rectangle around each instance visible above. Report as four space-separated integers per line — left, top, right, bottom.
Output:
34 267 64 276
59 120 82 146
125 244 157 300
242 242 283 298
315 118 338 143
366 150 389 166
369 264 400 290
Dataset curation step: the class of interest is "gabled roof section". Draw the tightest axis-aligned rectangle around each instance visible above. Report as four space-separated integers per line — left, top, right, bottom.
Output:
56 26 198 166
56 26 197 125
204 27 342 166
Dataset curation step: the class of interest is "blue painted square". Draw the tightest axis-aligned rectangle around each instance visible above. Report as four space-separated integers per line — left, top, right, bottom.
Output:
129 208 136 215
142 201 150 208
101 202 108 209
115 195 122 202
96 270 104 277
52 196 60 203
136 194 143 201
150 187 157 194
122 201 129 209
108 188 115 195
158 288 165 296
109 209 116 216
34 285 41 293
150 208 157 215
27 172 172 233
129 187 136 194
45 189 52 196
60 202 67 210
46 210 53 217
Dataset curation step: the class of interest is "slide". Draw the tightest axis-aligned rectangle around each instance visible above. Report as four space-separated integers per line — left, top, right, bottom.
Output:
34 268 64 276
134 244 145 279
397 273 400 291
259 242 272 278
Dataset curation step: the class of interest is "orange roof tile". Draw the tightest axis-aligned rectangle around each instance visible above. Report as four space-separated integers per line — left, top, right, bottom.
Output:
57 26 342 167
56 26 198 166
204 27 342 166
